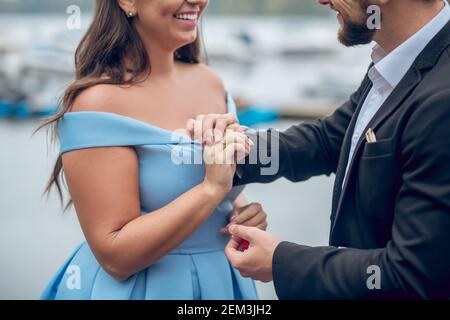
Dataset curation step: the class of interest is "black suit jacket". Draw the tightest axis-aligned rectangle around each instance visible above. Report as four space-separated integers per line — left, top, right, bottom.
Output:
233 21 450 299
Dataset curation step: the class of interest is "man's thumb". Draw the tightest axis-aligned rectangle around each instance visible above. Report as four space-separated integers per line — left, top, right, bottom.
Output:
228 224 255 241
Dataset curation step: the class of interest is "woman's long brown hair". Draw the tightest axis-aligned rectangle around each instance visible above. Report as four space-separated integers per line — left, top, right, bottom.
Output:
34 0 202 211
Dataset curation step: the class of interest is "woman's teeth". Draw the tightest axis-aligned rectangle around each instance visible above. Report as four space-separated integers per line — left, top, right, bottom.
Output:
174 14 197 21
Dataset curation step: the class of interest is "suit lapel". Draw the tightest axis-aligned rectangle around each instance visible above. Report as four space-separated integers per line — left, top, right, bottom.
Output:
330 79 372 222
330 67 422 238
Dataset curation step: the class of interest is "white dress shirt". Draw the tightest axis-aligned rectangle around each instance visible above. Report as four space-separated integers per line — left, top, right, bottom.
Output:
342 0 450 187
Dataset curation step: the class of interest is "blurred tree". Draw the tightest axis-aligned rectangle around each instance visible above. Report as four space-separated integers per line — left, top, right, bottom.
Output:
2 0 448 15
208 0 328 15
0 0 94 13
0 0 329 15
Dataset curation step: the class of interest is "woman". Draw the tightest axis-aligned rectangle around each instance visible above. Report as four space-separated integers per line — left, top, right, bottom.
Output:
37 0 266 300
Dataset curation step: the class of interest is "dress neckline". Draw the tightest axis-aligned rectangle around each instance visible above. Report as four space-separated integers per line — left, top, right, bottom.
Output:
63 110 185 136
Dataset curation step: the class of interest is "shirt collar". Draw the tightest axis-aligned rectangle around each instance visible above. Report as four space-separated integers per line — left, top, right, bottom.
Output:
371 0 450 89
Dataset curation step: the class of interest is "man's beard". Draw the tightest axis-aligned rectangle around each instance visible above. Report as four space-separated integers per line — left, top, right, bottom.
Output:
338 2 377 47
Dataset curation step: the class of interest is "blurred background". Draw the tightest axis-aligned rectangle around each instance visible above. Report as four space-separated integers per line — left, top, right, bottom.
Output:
0 0 372 299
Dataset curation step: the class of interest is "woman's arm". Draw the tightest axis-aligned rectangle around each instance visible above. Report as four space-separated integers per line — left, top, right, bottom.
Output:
63 128 250 282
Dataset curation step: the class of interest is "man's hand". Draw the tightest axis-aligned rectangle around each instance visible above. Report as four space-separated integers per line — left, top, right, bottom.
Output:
225 225 281 282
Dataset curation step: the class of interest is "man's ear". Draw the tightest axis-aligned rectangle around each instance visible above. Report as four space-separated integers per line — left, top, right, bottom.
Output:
117 0 137 15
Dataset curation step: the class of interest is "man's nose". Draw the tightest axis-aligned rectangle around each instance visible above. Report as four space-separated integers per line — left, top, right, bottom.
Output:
318 0 331 5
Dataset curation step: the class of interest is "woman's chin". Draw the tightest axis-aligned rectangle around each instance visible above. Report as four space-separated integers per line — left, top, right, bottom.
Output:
174 34 198 47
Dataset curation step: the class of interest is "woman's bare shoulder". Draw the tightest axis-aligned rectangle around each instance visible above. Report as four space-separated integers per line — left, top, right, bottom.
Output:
182 63 226 94
69 83 124 113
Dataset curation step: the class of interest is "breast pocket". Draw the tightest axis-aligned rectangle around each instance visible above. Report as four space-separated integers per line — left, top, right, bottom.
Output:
361 137 394 158
357 137 397 231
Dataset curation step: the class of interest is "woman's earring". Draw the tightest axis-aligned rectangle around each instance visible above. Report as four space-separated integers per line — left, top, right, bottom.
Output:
126 11 135 18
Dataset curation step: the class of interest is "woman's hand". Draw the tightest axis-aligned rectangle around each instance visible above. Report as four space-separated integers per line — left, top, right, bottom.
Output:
220 203 268 234
202 129 253 194
186 113 248 145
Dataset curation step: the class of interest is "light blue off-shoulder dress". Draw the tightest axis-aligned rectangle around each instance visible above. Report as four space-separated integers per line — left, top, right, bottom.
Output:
41 94 258 300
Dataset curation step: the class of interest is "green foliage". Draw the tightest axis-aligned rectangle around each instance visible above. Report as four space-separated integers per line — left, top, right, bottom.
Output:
0 0 328 15
206 0 328 15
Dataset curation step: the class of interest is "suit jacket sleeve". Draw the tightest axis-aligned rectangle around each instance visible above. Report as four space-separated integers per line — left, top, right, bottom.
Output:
233 74 370 186
272 90 450 299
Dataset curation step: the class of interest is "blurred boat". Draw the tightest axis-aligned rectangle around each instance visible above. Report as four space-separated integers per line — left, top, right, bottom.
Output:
0 21 76 119
205 33 256 64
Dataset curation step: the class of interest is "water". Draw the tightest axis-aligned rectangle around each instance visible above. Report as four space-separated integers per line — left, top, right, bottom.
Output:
0 118 334 299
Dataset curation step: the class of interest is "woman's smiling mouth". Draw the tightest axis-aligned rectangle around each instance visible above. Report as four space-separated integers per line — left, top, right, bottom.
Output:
173 11 199 27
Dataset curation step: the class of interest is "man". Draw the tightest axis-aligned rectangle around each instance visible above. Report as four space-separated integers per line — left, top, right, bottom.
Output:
188 0 450 299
